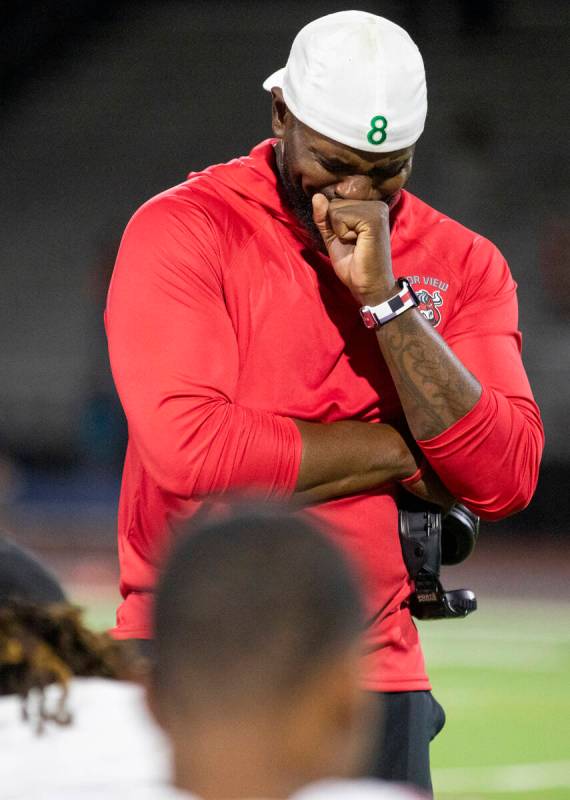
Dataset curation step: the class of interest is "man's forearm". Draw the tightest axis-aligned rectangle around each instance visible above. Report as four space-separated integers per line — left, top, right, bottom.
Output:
375 307 481 441
293 419 414 501
310 194 481 443
292 418 454 507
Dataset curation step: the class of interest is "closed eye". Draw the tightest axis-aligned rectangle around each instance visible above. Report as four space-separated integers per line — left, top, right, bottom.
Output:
318 159 352 174
318 158 408 180
368 162 408 179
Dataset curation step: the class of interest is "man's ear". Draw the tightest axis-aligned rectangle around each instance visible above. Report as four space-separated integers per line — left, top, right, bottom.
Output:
144 671 169 733
271 87 288 138
282 646 374 781
315 647 379 778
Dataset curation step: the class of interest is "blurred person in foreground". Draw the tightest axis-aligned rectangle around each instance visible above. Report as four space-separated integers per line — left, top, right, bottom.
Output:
106 10 544 793
0 534 172 799
147 503 424 800
0 512 422 800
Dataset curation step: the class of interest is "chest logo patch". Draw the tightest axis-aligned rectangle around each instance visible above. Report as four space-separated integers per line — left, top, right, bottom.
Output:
416 289 443 327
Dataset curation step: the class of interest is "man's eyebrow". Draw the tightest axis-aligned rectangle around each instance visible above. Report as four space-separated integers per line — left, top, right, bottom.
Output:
367 159 408 176
316 152 408 174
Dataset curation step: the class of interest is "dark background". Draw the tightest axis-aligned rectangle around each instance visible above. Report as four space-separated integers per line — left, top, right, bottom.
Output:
0 0 569 566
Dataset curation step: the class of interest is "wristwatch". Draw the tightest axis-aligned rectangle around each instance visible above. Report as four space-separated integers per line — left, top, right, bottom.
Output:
359 278 419 329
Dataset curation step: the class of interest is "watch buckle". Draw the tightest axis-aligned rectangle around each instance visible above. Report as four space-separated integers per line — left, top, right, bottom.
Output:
360 308 378 329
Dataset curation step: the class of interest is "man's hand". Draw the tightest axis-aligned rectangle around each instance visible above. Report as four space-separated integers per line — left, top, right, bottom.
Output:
311 193 395 305
403 466 456 512
396 431 456 511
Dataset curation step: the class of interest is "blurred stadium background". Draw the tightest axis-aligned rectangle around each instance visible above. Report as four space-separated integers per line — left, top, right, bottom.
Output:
1 2 569 798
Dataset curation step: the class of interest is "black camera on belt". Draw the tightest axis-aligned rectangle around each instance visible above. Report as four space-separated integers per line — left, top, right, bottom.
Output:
399 498 479 620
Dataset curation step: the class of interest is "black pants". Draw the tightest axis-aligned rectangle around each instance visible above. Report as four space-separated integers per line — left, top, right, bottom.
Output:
366 691 446 796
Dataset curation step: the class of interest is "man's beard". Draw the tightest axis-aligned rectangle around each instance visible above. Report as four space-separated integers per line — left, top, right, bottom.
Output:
278 150 324 249
276 145 399 249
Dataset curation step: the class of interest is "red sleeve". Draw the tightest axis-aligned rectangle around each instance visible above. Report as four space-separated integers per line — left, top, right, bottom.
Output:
417 237 544 520
105 194 302 499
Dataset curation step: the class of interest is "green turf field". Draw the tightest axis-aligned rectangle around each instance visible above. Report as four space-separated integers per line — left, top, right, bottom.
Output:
420 600 570 799
80 593 570 800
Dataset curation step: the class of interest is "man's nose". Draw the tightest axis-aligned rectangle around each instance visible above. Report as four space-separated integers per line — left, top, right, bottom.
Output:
332 175 379 201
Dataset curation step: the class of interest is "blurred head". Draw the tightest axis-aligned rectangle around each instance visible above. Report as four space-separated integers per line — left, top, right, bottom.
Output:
148 504 376 798
0 534 66 606
0 535 137 729
263 11 425 242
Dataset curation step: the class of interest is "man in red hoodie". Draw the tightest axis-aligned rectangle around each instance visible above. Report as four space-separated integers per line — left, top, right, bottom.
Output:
106 10 543 794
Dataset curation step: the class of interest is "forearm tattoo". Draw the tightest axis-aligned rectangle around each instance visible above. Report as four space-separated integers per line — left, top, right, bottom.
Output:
377 310 481 440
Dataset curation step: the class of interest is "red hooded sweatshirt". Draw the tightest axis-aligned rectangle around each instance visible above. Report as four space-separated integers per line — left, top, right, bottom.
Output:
105 140 543 691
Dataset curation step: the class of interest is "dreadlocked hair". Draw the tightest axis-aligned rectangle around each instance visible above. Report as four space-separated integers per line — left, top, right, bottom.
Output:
0 603 141 732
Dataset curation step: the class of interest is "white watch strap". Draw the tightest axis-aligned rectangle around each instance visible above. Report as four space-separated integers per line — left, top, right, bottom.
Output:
360 280 418 329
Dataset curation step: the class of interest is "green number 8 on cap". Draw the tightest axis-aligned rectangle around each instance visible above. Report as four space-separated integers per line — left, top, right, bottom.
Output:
367 115 388 145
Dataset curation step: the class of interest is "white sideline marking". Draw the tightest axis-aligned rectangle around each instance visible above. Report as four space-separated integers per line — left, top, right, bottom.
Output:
421 636 567 671
421 628 570 646
433 760 570 793
424 651 561 672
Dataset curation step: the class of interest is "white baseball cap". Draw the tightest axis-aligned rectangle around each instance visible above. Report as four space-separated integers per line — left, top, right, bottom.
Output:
263 10 427 153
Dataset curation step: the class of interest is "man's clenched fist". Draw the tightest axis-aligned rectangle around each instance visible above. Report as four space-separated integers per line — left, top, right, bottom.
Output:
312 193 397 305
